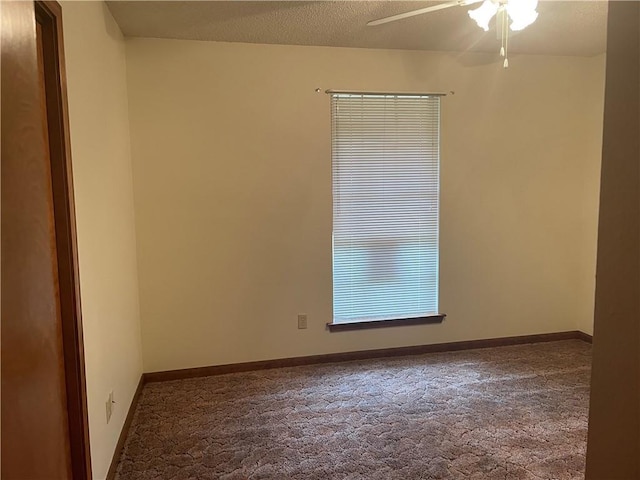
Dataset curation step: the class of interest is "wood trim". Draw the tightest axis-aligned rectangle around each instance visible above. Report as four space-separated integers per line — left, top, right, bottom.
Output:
327 314 446 332
576 331 593 343
106 376 145 480
34 2 92 479
145 330 591 383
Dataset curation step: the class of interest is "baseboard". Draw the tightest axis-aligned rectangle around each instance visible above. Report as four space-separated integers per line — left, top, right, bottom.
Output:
576 330 593 343
144 330 591 383
105 376 145 480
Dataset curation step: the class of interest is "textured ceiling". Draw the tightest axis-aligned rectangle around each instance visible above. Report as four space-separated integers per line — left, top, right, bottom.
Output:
107 1 607 56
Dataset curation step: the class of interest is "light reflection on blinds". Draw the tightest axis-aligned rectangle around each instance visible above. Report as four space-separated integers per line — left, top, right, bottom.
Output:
331 93 440 323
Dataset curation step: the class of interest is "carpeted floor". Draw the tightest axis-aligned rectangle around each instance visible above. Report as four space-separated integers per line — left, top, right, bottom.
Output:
116 340 591 480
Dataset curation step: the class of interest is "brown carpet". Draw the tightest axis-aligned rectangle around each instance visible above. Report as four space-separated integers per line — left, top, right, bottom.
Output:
116 340 591 480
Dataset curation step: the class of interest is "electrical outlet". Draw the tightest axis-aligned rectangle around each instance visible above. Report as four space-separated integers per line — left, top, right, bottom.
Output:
106 391 114 423
106 398 112 423
297 314 308 329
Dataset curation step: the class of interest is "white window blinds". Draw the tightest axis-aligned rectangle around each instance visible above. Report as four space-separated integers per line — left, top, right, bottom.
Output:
331 93 441 324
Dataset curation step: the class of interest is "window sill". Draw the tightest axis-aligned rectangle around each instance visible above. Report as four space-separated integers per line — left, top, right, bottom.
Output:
327 314 446 332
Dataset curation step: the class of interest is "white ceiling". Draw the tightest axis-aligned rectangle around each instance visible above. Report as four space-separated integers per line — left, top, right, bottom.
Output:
106 1 608 56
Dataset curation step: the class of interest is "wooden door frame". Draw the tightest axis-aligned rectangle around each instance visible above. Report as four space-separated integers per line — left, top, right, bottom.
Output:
34 1 92 478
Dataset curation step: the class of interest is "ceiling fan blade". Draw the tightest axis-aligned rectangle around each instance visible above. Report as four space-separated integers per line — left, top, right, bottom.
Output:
367 0 483 27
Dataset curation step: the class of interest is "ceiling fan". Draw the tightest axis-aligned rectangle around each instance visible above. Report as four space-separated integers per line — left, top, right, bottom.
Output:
367 0 540 68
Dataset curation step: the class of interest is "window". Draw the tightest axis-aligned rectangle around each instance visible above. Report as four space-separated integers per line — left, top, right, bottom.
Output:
331 93 441 325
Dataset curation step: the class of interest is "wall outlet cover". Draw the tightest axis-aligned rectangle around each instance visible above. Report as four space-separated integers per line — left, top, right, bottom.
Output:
105 397 112 423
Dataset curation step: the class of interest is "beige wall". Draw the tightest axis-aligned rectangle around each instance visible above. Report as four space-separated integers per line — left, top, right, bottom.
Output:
125 38 605 373
586 1 640 477
62 2 143 479
576 54 607 337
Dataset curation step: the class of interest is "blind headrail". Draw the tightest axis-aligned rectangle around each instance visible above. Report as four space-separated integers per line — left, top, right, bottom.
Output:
325 89 449 97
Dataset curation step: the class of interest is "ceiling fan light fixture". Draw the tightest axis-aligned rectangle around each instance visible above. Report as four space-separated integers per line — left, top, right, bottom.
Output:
468 0 539 32
507 0 539 31
468 0 499 31
368 0 541 68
